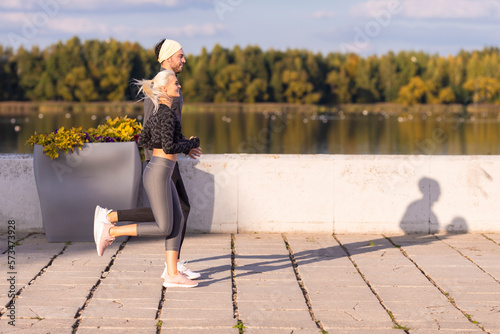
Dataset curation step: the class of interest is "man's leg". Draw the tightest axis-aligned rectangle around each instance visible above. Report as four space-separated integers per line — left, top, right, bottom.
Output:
114 207 155 222
171 162 190 256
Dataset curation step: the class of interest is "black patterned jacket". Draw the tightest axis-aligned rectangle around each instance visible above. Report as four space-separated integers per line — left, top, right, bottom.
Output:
138 104 200 154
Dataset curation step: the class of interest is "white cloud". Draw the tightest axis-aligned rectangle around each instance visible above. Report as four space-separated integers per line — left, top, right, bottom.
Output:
48 17 109 35
179 23 226 37
0 12 25 26
39 12 226 38
77 0 214 10
403 0 500 18
0 12 107 35
0 0 213 11
0 0 31 9
351 0 500 19
149 23 227 38
95 22 227 39
309 10 336 19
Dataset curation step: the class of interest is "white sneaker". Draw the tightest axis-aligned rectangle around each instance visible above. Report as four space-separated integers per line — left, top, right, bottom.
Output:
161 260 201 280
94 205 111 243
94 205 111 226
178 260 201 280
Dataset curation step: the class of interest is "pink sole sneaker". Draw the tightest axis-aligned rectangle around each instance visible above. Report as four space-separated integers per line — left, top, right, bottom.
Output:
163 273 198 288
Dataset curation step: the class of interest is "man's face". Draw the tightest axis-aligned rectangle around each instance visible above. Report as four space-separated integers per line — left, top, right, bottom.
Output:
165 48 186 74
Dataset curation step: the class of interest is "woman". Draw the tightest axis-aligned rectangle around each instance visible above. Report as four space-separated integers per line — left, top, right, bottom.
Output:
94 70 200 288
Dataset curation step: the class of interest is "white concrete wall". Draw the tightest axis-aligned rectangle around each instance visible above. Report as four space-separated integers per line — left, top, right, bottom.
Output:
2 154 500 235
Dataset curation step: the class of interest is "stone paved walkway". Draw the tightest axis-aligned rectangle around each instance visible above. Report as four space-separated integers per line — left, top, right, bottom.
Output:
1 233 500 333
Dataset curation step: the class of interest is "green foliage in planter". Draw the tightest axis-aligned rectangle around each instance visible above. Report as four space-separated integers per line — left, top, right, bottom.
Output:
85 116 143 143
27 126 86 160
27 116 143 159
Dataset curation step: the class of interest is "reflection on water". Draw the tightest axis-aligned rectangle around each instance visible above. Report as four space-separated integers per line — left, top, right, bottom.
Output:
1 103 500 155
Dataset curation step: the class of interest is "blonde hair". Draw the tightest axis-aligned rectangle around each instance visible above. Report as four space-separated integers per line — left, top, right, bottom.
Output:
135 70 176 113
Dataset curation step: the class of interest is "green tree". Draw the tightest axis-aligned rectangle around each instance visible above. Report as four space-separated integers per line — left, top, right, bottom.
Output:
398 76 427 105
464 76 500 103
100 65 129 101
246 78 269 103
64 66 99 102
14 45 44 100
214 64 246 102
182 47 213 102
326 67 352 103
2 38 500 105
378 51 399 102
0 46 20 100
354 55 380 103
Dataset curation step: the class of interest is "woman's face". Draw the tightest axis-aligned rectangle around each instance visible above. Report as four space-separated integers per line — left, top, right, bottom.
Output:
163 76 181 98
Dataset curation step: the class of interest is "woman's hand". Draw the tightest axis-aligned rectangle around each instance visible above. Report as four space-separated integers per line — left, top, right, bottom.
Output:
186 136 201 159
186 147 202 159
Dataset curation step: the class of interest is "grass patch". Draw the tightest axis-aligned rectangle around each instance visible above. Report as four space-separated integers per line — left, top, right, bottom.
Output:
233 321 246 333
393 324 411 331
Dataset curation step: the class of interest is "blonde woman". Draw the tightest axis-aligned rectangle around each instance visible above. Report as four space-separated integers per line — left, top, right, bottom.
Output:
94 70 200 288
95 39 201 281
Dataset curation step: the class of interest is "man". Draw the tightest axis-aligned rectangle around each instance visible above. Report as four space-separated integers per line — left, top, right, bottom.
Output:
95 39 202 279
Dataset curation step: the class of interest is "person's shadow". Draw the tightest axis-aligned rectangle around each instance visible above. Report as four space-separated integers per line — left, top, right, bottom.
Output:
400 177 468 234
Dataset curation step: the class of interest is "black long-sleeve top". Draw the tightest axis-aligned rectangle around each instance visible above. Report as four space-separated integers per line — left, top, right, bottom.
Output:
138 104 200 154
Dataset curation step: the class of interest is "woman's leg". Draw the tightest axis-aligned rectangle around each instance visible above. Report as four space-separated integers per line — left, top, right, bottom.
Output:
166 250 179 276
109 224 137 237
134 158 175 237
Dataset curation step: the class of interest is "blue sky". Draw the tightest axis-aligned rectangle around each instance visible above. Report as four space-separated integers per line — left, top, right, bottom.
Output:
1 0 499 56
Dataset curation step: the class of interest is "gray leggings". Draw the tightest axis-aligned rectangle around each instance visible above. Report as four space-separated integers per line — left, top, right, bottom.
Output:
137 156 184 251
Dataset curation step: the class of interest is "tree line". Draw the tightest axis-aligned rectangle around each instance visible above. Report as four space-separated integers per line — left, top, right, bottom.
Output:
1 36 499 105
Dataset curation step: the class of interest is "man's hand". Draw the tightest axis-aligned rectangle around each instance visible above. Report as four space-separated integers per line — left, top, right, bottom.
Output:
186 147 202 159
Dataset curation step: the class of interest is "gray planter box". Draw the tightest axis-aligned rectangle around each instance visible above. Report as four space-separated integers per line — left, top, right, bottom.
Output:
33 142 142 242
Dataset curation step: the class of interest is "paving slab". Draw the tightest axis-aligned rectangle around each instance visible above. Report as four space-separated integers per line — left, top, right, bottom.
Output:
243 329 322 334
408 330 484 334
233 234 317 330
161 329 236 334
78 317 157 329
237 308 317 328
485 233 500 244
160 308 236 327
0 317 75 333
323 330 406 334
82 238 165 322
287 235 397 331
436 233 500 280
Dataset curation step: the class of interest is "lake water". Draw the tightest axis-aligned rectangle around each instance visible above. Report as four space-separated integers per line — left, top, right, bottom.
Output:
1 103 500 155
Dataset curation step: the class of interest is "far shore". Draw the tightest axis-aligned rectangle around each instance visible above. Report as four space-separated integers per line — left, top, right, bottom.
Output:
0 101 499 116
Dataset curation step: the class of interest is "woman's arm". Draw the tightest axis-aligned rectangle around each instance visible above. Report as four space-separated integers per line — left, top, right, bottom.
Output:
137 121 153 150
159 112 200 154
